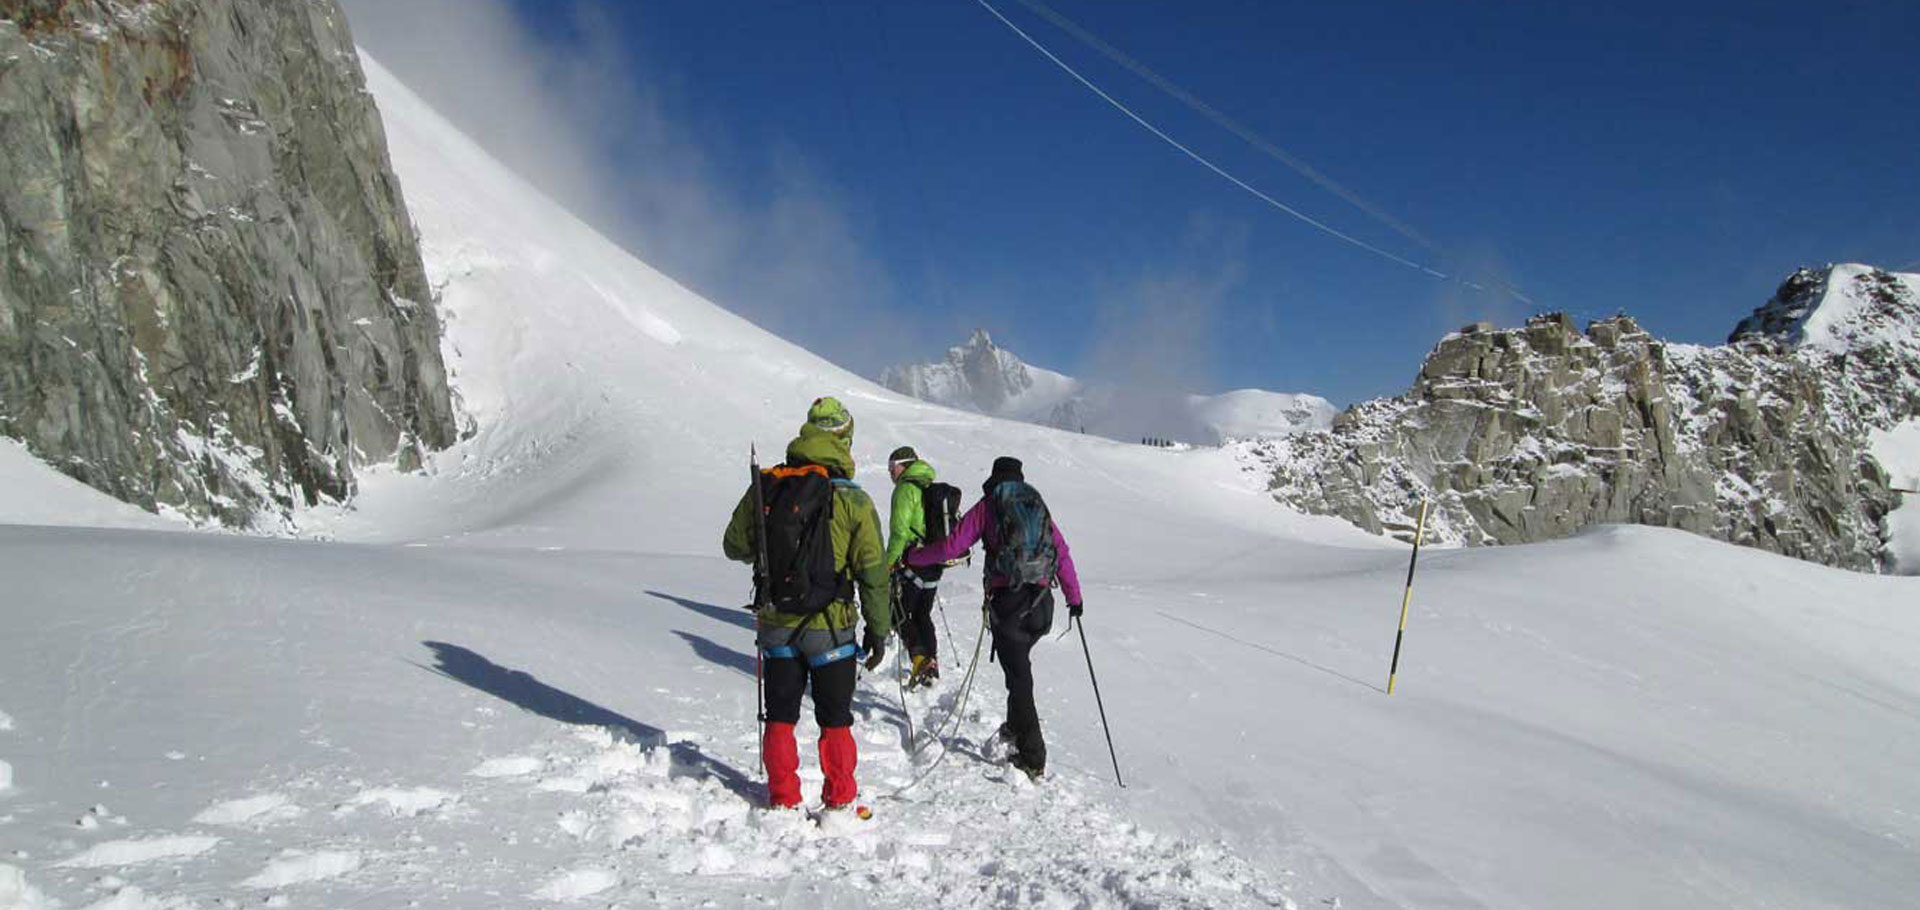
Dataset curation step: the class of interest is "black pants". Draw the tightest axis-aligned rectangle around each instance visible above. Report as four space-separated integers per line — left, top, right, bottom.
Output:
893 569 941 659
990 584 1054 769
762 654 856 728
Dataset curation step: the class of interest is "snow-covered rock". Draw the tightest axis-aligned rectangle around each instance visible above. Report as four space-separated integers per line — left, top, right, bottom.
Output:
1259 265 1920 571
882 330 1333 444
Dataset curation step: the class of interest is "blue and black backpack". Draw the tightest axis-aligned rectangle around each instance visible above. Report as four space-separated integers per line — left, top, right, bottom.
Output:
987 481 1058 587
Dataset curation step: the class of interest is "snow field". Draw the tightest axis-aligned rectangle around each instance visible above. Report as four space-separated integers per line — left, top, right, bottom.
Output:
0 40 1915 910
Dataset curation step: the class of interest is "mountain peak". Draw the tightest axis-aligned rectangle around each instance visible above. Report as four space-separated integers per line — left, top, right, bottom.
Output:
1729 264 1919 354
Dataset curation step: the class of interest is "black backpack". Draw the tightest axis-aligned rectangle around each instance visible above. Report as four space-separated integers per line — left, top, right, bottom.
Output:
758 464 849 617
920 481 962 546
987 481 1058 587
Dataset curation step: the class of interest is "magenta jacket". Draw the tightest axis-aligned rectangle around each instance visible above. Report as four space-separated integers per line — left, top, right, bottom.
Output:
905 498 1084 605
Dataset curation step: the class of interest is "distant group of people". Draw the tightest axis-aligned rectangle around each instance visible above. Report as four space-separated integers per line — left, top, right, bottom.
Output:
722 396 1083 812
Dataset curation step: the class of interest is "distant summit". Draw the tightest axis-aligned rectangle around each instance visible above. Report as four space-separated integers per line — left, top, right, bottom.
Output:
878 330 1076 419
880 330 1334 444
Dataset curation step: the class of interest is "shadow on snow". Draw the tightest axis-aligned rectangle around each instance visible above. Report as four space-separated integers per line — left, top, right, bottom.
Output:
417 640 758 800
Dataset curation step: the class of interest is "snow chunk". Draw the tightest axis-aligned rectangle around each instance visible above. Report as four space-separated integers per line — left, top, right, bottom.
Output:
531 866 618 901
192 793 303 826
57 835 221 868
0 864 58 910
0 760 10 791
0 708 13 730
336 787 456 818
241 850 362 888
467 756 543 778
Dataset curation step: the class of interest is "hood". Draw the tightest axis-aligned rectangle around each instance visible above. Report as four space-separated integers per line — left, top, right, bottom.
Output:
786 423 855 478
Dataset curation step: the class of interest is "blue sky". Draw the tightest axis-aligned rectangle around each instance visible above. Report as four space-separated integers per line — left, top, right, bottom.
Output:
346 0 1918 406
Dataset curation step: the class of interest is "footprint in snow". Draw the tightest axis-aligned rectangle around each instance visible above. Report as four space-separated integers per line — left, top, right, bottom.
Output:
333 787 456 818
467 756 543 778
192 793 304 827
55 835 221 868
531 866 618 902
241 849 362 889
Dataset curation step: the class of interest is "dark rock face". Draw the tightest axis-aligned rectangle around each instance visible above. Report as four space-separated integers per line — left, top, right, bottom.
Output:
0 0 454 526
1261 266 1917 572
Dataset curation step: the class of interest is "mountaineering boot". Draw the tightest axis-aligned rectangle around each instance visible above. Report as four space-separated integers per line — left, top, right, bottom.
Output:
1010 753 1045 782
819 726 859 808
908 654 940 689
763 722 802 809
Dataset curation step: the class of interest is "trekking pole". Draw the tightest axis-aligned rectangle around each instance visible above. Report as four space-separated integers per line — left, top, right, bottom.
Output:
1386 498 1431 695
1076 620 1125 788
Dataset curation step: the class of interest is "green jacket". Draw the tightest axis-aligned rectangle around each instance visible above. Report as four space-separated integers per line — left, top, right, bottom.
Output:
722 424 891 636
885 459 937 566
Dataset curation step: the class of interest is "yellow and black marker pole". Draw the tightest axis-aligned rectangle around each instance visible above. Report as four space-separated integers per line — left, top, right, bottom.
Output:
1386 498 1431 695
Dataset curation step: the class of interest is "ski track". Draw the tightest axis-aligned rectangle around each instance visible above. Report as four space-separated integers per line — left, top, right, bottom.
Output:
0 671 1292 909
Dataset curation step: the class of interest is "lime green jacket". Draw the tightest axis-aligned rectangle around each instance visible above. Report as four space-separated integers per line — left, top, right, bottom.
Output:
723 424 891 636
885 459 937 566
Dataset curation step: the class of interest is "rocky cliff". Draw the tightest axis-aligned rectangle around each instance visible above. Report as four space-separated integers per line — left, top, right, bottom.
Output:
1257 265 1917 571
0 0 454 527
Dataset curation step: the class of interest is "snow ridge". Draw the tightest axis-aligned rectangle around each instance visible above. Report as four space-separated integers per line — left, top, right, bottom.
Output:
882 330 1334 444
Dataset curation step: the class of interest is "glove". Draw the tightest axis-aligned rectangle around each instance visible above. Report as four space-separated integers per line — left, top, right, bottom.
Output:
1068 602 1084 619
862 630 886 670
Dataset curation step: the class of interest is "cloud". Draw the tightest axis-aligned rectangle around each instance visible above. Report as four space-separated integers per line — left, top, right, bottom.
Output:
336 0 914 375
1432 241 1532 334
1072 216 1247 443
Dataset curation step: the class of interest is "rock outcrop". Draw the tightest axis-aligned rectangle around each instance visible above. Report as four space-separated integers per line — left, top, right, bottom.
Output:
0 0 454 527
1258 265 1917 571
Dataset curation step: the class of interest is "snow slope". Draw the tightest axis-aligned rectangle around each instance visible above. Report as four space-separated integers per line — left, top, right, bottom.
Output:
882 331 1335 445
1873 420 1920 571
2 52 1918 910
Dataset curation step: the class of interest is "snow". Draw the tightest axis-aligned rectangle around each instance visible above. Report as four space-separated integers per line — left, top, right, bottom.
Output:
0 439 181 532
0 46 1913 910
80 884 197 910
334 786 455 818
239 849 361 888
191 794 303 827
56 836 221 869
1796 263 1919 355
1190 387 1337 440
467 755 544 778
1871 419 1920 572
885 331 1333 444
0 865 58 910
532 865 619 901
